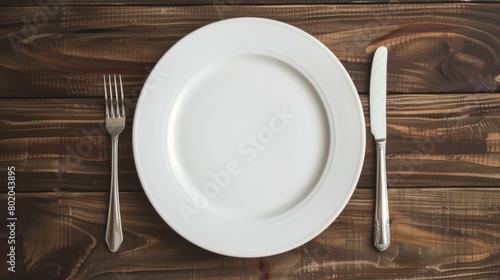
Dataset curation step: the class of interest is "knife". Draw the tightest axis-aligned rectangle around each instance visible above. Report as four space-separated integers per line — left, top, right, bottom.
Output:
370 46 390 251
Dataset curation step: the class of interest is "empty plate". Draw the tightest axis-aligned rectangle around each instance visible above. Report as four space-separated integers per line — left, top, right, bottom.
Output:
133 17 365 257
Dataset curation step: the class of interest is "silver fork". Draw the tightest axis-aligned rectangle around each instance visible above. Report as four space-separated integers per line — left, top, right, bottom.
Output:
104 74 125 252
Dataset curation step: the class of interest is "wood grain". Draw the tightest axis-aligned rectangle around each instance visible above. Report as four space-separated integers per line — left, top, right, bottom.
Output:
0 4 499 98
2 94 500 192
1 0 499 6
1 1 499 279
0 188 498 279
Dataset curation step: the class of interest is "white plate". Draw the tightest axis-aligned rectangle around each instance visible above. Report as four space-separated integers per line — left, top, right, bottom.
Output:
133 18 365 257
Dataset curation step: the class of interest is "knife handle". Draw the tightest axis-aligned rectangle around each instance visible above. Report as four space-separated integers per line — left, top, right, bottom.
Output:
374 139 390 251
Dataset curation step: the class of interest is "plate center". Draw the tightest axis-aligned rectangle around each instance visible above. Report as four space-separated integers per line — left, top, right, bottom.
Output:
168 53 330 221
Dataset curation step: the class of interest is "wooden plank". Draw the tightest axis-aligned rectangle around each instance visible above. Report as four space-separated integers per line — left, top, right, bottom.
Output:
1 0 499 6
0 99 139 191
2 93 500 192
0 4 499 98
0 188 498 279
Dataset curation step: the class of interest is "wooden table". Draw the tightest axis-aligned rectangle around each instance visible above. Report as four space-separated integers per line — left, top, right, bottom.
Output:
1 0 499 279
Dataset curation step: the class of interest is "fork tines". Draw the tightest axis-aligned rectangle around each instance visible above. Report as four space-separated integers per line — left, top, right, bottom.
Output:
104 74 125 119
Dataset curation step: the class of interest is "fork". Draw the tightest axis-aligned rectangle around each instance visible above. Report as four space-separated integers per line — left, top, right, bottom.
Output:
104 74 125 252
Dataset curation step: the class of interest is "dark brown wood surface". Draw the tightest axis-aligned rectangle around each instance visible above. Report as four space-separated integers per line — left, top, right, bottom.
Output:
1 4 499 98
0 2 499 280
2 0 500 6
1 189 499 279
3 93 500 192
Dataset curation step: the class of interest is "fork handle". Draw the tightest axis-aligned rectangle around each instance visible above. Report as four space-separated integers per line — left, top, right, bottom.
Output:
374 140 390 251
106 135 123 252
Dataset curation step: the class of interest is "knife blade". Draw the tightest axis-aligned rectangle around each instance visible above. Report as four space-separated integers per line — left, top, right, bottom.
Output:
370 46 390 251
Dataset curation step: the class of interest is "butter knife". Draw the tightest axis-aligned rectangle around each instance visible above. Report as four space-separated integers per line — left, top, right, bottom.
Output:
370 46 390 251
